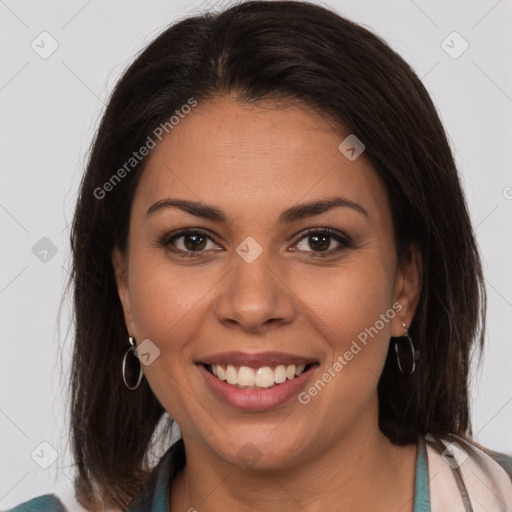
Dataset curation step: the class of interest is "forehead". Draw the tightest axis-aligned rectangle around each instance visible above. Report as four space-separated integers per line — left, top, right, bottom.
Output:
133 97 388 224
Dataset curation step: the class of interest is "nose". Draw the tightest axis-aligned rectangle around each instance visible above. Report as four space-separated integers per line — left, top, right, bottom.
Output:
214 248 297 334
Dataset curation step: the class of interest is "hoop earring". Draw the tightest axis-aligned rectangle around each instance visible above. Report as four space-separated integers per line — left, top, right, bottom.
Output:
393 321 419 376
122 336 144 390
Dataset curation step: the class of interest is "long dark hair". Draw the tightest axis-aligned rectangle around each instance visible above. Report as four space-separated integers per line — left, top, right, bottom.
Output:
68 1 486 508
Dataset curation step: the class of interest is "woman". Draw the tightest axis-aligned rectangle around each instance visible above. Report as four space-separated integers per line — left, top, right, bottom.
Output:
7 1 512 511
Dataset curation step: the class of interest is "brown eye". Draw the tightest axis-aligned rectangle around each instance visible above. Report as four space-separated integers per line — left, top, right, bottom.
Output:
305 233 331 251
162 229 220 255
181 233 208 251
294 228 351 256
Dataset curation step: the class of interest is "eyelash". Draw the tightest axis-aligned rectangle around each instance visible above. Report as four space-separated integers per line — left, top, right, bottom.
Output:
157 227 353 259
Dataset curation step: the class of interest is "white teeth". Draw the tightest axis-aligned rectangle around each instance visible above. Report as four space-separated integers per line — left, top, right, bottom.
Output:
255 367 275 388
295 365 305 376
209 363 310 389
286 365 296 380
225 364 238 384
238 366 255 387
274 365 287 384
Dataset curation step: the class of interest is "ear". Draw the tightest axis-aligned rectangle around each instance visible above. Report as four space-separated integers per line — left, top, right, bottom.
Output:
112 246 136 336
390 243 422 337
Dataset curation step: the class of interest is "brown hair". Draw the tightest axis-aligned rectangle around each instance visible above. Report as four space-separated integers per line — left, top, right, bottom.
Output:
68 1 486 508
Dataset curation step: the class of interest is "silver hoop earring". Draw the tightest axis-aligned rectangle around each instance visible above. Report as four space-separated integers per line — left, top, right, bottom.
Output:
122 336 144 390
393 322 419 376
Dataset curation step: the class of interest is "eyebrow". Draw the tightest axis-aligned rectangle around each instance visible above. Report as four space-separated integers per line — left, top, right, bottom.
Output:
146 196 368 223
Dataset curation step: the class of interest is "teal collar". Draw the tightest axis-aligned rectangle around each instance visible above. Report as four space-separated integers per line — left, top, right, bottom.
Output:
413 435 431 511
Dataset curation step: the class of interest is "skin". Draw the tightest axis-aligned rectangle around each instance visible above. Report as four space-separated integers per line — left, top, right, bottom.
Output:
112 96 422 512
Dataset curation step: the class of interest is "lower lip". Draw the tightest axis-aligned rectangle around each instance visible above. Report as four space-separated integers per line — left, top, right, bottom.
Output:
197 363 318 411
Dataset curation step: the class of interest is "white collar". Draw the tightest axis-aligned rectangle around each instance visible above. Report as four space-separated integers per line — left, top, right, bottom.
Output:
426 435 512 511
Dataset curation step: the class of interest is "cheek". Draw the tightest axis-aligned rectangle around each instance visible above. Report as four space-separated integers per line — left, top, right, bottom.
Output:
128 252 217 342
303 255 394 328
295 253 396 373
293 262 396 427
126 254 214 422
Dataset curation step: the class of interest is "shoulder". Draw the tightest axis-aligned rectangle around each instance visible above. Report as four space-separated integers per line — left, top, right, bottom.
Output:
451 435 512 483
2 487 95 512
486 447 512 479
425 434 512 510
2 494 68 512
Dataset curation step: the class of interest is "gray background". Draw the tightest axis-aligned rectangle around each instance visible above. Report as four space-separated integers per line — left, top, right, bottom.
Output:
1 0 511 505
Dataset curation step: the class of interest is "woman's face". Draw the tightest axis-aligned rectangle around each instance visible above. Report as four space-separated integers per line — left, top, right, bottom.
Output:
113 96 420 469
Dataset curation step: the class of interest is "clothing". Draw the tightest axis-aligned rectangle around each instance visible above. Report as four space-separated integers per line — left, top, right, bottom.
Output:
414 435 430 512
4 435 512 512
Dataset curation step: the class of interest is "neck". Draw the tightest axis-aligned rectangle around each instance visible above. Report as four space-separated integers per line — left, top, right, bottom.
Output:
170 413 418 512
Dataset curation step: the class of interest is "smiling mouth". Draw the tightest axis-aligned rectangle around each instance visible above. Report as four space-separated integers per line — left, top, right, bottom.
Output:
202 362 319 390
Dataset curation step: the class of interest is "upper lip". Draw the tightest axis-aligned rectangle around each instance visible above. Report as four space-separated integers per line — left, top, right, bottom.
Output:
197 351 318 368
